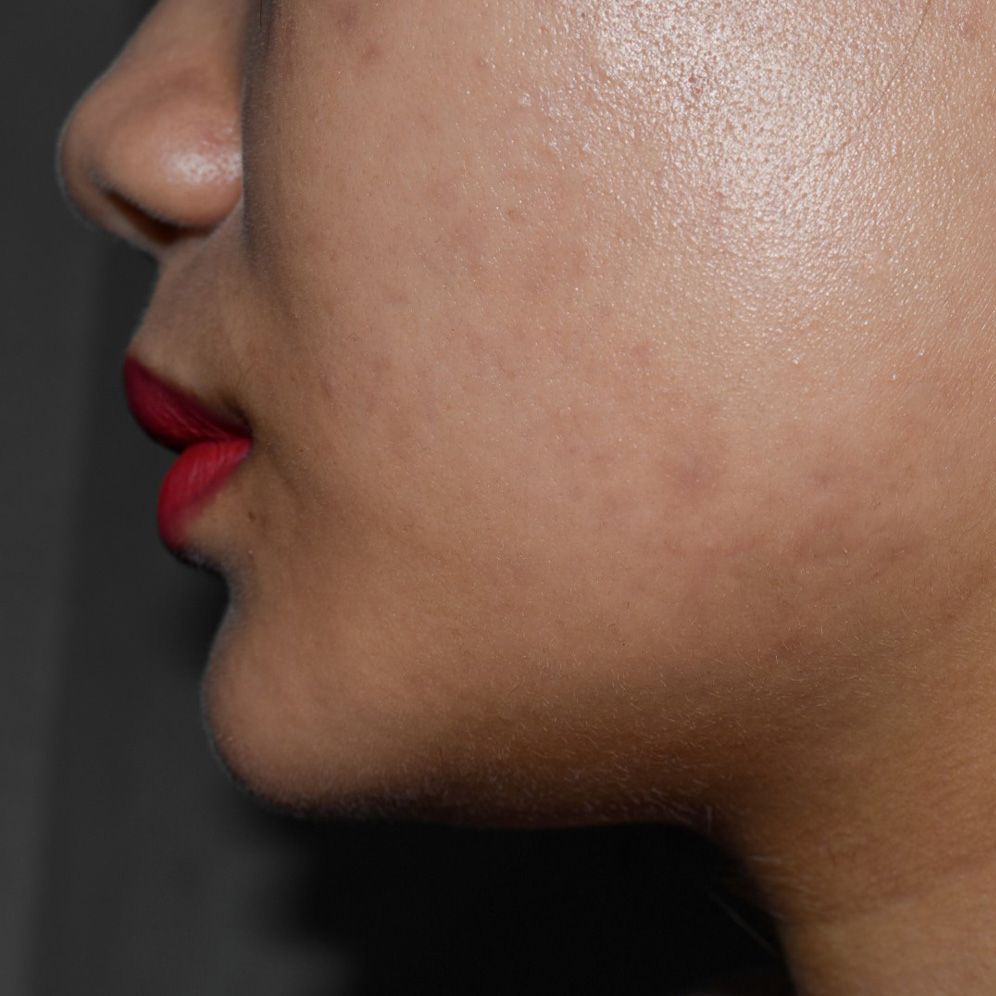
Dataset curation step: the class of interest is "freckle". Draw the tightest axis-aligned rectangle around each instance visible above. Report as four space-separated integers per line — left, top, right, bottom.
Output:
388 415 414 457
810 470 835 491
448 216 486 278
597 488 630 521
415 110 442 137
359 42 384 67
382 285 409 307
589 447 618 481
568 245 589 282
659 450 722 504
629 339 654 366
959 0 986 42
882 544 908 568
369 353 394 377
482 340 517 384
426 176 457 209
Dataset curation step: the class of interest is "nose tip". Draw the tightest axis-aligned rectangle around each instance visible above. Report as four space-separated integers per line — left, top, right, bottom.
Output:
58 54 242 256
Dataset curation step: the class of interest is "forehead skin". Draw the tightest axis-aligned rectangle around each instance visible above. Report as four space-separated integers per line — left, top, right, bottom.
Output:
107 0 996 820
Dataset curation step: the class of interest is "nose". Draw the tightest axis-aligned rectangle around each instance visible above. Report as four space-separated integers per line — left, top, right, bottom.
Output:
58 0 244 259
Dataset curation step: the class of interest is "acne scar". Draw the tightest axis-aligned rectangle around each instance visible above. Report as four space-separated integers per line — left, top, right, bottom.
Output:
957 0 987 41
359 42 384 67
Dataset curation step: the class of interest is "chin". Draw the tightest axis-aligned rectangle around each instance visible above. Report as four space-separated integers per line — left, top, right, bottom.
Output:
198 657 706 832
195 583 713 830
197 650 444 823
192 591 511 825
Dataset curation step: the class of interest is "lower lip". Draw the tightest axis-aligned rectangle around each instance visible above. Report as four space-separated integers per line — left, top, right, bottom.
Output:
158 438 252 552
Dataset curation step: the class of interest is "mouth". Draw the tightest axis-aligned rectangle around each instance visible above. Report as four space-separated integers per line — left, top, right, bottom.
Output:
123 356 252 553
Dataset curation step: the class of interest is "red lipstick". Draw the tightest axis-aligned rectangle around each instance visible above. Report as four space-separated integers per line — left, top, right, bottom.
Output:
123 357 251 552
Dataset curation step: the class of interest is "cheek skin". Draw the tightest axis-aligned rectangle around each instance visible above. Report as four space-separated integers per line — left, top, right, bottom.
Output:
201 0 996 819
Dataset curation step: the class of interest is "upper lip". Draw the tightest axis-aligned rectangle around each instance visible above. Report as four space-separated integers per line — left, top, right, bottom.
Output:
123 356 252 452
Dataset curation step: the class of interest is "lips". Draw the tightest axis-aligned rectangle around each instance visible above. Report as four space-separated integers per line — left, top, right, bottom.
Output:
123 357 252 552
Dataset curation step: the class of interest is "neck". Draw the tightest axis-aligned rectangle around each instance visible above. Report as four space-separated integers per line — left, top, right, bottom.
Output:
718 625 996 995
782 856 996 994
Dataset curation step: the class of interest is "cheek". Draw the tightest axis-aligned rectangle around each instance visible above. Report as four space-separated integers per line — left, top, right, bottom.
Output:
241 0 996 699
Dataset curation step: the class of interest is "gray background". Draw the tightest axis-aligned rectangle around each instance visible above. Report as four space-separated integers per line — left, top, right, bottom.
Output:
0 1 791 992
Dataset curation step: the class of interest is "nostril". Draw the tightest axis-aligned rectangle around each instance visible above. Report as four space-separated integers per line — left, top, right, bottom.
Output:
104 190 193 254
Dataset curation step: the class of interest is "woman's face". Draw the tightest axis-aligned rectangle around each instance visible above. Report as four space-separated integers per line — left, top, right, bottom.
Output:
61 0 996 822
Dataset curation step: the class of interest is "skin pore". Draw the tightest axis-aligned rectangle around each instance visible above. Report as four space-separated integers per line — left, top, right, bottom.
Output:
59 0 996 992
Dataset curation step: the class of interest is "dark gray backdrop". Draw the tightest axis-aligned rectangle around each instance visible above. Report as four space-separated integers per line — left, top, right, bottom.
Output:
1 1 792 993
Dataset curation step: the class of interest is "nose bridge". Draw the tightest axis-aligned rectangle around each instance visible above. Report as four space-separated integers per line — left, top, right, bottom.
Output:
59 0 245 253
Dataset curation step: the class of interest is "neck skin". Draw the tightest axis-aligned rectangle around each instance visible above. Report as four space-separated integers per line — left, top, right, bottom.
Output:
717 611 996 995
780 859 996 994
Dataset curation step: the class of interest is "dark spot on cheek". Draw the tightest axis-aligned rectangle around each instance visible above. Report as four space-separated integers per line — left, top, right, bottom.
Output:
658 449 726 505
426 175 458 210
652 398 731 512
387 414 415 459
359 42 384 67
590 446 618 475
415 109 442 137
789 507 853 564
361 353 396 416
629 339 657 367
596 488 630 523
958 0 987 41
380 283 410 308
809 469 836 492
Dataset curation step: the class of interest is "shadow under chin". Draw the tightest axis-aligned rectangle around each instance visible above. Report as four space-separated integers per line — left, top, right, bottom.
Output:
193 593 793 992
250 814 795 996
198 682 794 993
199 700 700 831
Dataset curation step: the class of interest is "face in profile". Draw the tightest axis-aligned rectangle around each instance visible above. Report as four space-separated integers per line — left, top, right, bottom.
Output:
59 0 996 832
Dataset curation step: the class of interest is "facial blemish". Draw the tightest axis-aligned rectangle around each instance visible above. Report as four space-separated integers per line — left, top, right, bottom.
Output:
957 0 988 43
359 42 384 68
